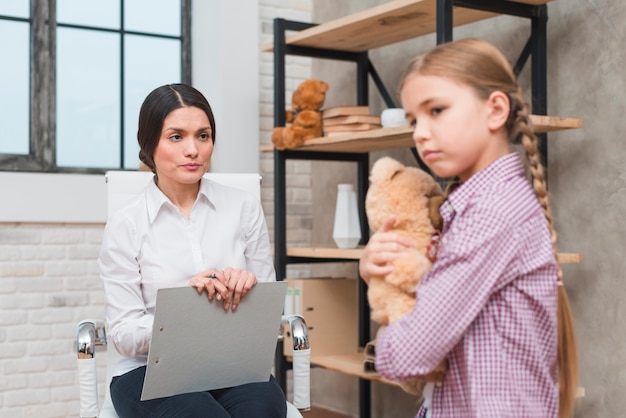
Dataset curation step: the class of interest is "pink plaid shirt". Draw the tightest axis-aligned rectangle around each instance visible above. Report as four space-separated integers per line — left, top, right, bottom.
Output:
375 153 559 418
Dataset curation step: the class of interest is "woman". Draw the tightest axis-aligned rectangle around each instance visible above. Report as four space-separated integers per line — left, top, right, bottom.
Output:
99 83 286 418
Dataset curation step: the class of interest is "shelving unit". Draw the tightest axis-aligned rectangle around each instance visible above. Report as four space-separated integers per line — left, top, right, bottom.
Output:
265 1 580 417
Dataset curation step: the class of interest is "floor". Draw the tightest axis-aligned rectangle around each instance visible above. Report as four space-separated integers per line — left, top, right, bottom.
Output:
305 406 352 418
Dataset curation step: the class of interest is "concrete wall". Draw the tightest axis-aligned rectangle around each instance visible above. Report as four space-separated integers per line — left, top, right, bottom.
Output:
309 1 626 417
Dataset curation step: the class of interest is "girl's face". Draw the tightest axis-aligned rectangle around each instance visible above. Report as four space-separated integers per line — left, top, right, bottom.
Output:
401 74 509 182
153 105 214 190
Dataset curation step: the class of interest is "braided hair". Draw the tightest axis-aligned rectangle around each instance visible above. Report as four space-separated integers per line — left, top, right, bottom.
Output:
399 38 578 418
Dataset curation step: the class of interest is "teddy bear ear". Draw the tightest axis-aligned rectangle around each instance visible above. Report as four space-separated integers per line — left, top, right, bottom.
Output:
318 80 329 93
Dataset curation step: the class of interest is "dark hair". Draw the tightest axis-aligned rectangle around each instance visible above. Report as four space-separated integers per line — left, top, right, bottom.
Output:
137 83 216 172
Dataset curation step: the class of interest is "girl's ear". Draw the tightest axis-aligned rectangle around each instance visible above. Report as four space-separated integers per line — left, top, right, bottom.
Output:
486 91 510 132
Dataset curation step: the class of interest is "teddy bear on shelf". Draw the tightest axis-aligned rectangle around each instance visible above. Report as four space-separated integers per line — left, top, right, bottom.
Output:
271 79 329 150
364 156 448 396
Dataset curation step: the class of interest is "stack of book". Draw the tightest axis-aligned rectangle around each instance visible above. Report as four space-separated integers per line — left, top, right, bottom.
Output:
322 105 382 137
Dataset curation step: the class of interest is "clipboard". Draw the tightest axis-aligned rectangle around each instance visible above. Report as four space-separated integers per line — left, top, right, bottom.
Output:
140 281 287 400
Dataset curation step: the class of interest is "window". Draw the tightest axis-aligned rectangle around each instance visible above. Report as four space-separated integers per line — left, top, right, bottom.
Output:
0 0 191 173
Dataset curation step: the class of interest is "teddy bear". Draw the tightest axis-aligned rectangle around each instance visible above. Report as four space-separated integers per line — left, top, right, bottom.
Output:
271 79 329 150
364 156 448 396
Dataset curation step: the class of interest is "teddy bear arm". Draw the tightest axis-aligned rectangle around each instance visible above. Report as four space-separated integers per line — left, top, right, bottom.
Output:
271 127 287 150
386 251 432 295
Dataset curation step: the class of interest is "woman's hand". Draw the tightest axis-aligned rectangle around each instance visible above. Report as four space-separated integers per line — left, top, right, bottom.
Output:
189 268 257 311
359 215 415 285
221 267 257 311
189 269 230 306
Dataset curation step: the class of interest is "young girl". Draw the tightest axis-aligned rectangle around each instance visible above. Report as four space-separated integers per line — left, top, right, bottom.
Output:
359 39 577 418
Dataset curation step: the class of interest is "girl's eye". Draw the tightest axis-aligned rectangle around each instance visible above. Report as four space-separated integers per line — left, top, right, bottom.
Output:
199 132 211 141
431 107 444 116
407 117 416 127
169 134 182 141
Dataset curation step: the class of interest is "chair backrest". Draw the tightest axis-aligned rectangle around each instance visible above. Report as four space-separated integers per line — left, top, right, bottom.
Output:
105 171 262 216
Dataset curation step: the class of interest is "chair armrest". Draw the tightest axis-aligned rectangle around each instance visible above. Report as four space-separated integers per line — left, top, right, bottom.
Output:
77 320 107 418
281 315 310 412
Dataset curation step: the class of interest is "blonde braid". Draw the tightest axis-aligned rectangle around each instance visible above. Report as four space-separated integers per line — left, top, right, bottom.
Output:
510 89 578 418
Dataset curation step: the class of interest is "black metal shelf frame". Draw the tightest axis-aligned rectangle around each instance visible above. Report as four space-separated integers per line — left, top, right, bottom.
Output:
270 2 548 417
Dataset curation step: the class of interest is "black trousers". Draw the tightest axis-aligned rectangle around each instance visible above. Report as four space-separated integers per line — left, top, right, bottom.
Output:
110 366 287 418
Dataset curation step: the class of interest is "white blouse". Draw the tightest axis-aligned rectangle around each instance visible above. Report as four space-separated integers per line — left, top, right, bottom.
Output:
99 177 276 377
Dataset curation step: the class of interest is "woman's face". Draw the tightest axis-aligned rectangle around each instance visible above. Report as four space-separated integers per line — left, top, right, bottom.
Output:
153 105 214 190
401 74 509 182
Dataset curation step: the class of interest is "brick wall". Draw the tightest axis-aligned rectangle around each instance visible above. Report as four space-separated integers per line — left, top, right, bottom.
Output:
0 223 106 417
0 2 313 417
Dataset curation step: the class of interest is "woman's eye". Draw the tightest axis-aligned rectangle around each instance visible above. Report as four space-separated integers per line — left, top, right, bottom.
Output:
407 117 416 127
199 132 211 141
431 107 443 116
169 134 182 141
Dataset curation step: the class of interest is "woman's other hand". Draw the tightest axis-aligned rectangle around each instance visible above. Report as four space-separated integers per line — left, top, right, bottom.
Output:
221 267 257 311
358 214 415 285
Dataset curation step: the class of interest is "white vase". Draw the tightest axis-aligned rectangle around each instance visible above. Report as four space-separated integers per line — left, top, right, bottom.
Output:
332 184 361 249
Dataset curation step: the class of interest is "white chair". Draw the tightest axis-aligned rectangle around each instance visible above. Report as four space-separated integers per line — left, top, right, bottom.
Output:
77 171 310 418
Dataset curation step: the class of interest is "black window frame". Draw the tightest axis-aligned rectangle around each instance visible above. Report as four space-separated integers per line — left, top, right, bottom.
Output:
0 0 192 173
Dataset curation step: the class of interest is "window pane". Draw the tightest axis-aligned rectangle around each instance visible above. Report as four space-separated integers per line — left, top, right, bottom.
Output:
0 20 29 155
125 0 180 36
57 0 120 29
56 28 121 169
123 35 181 169
0 0 29 18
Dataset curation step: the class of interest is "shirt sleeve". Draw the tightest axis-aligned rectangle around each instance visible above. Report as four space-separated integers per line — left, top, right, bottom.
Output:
242 195 276 283
99 212 153 358
374 204 521 382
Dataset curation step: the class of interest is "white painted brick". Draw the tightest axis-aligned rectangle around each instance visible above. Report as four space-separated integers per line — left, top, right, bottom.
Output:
0 246 20 261
64 276 102 291
3 388 50 407
28 308 73 325
0 293 45 309
15 277 63 292
67 244 100 260
20 245 66 260
23 403 70 418
44 261 87 277
28 370 75 389
3 357 48 374
41 228 84 244
0 278 17 294
0 342 26 359
0 262 45 278
84 226 104 244
0 310 27 326
0 227 42 245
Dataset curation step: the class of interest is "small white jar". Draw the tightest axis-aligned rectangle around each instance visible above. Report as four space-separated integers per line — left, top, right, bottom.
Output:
380 108 407 128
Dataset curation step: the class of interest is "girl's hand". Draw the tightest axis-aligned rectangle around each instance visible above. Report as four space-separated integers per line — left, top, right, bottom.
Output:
221 267 257 311
189 269 231 305
359 215 415 285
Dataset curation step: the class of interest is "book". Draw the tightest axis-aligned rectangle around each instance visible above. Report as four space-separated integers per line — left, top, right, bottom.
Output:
322 105 370 119
323 114 381 127
324 123 382 133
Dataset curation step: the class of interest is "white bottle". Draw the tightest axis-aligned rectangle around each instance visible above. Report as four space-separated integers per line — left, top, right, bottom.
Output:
332 184 361 249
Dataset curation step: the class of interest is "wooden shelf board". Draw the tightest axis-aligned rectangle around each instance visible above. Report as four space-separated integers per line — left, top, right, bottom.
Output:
287 246 364 259
307 353 585 398
265 115 581 153
261 0 553 52
310 352 399 386
288 247 582 264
